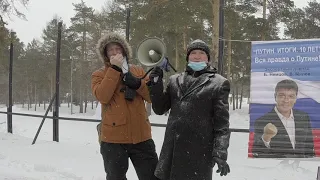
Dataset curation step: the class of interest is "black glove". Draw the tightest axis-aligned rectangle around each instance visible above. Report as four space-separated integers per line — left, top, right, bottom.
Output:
212 157 230 176
123 72 141 90
149 66 163 85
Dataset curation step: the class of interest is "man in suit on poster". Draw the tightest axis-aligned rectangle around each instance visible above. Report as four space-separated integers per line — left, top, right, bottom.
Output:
252 79 315 158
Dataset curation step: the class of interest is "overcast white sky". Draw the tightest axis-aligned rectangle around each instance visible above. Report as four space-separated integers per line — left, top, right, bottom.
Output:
4 0 315 45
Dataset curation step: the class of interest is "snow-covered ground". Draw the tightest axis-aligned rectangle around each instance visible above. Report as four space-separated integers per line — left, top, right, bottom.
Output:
0 101 319 180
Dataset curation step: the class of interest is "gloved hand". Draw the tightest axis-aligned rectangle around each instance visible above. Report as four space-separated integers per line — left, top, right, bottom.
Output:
212 157 230 176
123 72 141 90
149 66 163 84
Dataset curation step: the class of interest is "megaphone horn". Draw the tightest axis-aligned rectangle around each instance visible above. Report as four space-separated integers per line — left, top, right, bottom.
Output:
137 37 177 72
136 37 166 66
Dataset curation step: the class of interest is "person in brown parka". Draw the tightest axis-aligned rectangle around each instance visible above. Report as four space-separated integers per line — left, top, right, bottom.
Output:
91 32 159 180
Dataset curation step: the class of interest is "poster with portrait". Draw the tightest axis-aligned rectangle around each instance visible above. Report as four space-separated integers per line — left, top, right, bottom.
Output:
248 39 320 159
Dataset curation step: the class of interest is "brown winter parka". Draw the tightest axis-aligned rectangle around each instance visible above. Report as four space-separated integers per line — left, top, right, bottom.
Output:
91 33 152 144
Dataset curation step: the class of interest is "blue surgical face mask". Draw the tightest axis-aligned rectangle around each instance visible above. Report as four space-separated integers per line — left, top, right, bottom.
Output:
187 61 207 71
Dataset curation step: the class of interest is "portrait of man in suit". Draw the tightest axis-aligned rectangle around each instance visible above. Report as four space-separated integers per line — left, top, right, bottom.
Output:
252 79 315 158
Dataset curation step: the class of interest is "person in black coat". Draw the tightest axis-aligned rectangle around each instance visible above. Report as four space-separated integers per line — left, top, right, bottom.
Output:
148 39 231 180
252 79 315 158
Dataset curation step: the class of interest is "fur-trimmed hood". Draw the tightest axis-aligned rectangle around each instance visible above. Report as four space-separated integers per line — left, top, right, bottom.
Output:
96 32 132 63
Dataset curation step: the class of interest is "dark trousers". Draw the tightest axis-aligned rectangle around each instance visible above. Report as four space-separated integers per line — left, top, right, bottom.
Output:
100 139 159 180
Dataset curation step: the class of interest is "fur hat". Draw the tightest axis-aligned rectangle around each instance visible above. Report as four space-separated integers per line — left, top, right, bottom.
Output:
186 39 210 61
96 32 132 63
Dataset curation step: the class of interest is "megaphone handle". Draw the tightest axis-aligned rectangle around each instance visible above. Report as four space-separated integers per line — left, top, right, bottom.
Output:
168 62 177 72
139 62 176 80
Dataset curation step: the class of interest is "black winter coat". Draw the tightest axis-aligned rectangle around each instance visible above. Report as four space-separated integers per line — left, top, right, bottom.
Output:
150 67 231 180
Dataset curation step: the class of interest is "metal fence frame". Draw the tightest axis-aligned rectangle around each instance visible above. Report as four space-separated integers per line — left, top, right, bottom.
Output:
0 111 250 133
0 110 249 145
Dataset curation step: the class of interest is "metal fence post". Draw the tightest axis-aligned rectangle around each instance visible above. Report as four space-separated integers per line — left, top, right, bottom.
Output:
53 21 62 142
126 7 130 42
7 31 14 134
217 0 225 75
32 94 56 145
